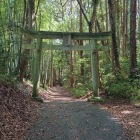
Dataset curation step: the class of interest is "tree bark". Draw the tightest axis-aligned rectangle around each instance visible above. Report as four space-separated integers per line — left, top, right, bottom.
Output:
122 0 127 57
108 0 120 72
79 0 84 77
130 0 137 77
77 0 98 32
19 0 35 81
70 0 74 88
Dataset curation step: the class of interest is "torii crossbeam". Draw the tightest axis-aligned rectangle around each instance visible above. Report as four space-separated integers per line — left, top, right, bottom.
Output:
21 28 111 99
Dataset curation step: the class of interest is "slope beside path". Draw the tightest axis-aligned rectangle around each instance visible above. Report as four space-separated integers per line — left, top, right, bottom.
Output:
27 86 127 140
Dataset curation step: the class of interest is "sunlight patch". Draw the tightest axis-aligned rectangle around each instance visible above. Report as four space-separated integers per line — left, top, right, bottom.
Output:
121 110 133 114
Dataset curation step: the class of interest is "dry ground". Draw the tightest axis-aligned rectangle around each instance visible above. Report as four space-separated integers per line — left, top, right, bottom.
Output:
0 81 140 140
99 100 140 140
27 86 127 140
0 82 41 140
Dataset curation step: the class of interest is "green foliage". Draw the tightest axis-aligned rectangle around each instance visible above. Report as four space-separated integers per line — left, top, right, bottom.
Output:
104 75 140 101
0 74 17 88
101 56 140 102
72 87 87 98
71 76 93 98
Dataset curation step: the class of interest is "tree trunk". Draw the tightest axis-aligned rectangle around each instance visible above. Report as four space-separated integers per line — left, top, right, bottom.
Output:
130 0 137 77
69 0 75 88
70 51 74 88
19 0 35 81
116 0 120 55
108 0 120 72
122 0 126 57
50 51 54 87
138 0 140 35
79 0 84 77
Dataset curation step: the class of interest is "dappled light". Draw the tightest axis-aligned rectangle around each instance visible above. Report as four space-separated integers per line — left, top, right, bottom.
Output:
100 100 140 140
40 86 85 103
27 86 127 140
0 0 140 139
121 110 133 115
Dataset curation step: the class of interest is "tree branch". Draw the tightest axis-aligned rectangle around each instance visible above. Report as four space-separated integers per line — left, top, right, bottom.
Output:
90 0 98 25
35 0 40 16
77 0 89 25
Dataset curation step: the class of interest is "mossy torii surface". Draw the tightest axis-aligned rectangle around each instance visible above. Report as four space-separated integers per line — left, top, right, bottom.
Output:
21 28 111 99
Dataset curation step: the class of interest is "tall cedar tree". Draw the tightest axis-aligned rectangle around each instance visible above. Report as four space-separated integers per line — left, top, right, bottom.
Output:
19 0 35 81
79 0 84 77
130 0 137 77
108 0 120 72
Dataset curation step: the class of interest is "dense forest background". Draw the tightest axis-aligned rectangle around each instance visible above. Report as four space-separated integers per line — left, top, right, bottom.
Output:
0 0 140 101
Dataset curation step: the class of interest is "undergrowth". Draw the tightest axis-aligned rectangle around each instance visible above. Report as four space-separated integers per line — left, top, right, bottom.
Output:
0 74 17 88
64 75 93 98
104 73 140 102
64 71 140 103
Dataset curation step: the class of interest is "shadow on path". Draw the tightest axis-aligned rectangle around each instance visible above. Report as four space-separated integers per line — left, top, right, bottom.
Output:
27 87 128 140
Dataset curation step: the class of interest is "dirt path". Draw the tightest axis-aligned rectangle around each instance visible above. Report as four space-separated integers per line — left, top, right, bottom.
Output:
27 87 127 140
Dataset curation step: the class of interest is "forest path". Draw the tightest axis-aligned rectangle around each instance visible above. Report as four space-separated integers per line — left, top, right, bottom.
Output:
27 86 127 140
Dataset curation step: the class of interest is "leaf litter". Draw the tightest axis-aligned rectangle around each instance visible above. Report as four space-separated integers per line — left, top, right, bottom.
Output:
0 81 140 140
99 100 140 140
0 82 41 140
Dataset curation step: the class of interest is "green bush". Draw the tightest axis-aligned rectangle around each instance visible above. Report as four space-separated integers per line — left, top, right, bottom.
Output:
105 78 140 101
71 80 93 98
0 74 17 88
72 87 87 98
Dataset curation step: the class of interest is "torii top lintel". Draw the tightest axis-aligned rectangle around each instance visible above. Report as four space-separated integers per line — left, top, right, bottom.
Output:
20 28 111 40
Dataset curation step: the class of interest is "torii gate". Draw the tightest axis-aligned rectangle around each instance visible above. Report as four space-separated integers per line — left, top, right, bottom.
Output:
21 28 111 100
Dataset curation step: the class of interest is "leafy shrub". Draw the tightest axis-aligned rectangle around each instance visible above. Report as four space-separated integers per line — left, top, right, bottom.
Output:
72 87 87 98
105 77 140 101
0 74 17 88
71 79 93 98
